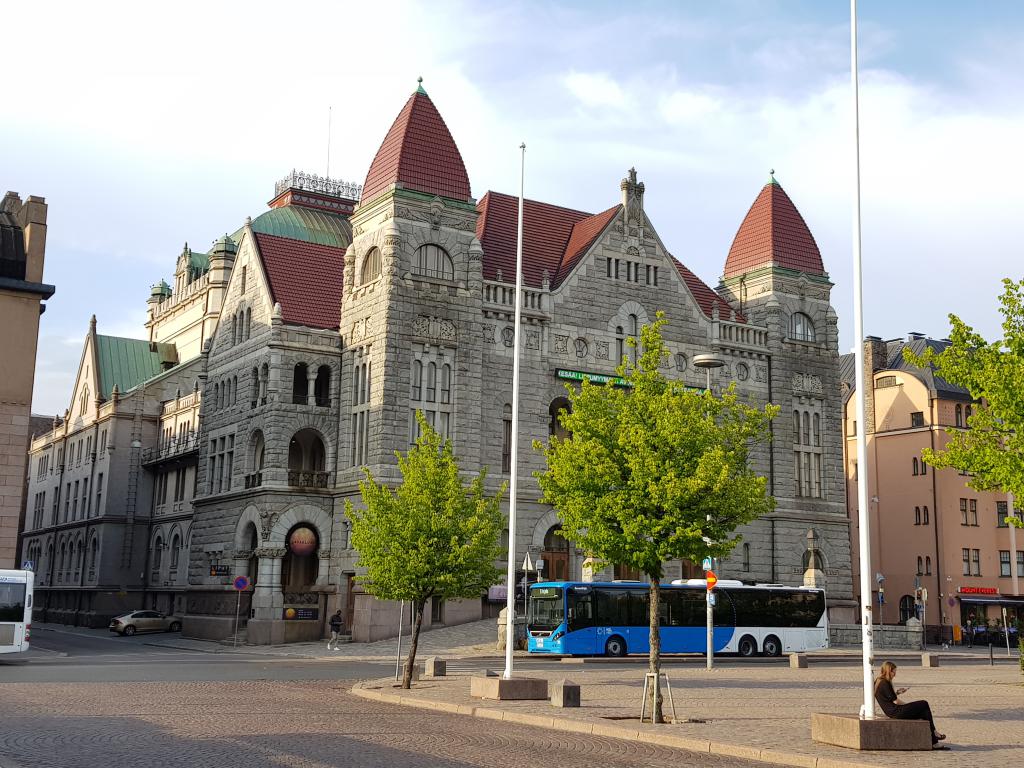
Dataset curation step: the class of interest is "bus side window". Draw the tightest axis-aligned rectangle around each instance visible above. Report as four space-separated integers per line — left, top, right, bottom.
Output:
597 589 629 625
569 592 594 631
628 588 649 627
660 590 684 626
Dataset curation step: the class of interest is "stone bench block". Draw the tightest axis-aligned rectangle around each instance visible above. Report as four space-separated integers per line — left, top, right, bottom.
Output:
789 653 808 668
921 653 939 667
811 713 932 751
423 656 446 677
550 678 580 708
471 676 548 701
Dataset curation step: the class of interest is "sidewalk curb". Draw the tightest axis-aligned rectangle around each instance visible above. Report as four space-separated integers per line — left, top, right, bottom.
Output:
350 680 878 768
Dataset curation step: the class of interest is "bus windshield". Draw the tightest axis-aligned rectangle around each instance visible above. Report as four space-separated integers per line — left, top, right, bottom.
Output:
528 586 564 631
0 583 26 622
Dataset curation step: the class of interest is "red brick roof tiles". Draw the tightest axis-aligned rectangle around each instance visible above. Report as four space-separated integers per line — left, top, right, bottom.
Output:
361 89 472 205
670 257 744 322
254 233 345 330
723 182 825 278
476 191 619 289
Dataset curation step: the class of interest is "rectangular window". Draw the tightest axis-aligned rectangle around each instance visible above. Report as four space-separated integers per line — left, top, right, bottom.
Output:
99 429 107 454
626 262 632 282
606 258 612 278
970 499 978 526
64 482 71 521
614 259 620 279
742 542 750 572
794 452 803 497
801 452 811 497
653 266 658 286
960 498 968 525
431 596 445 624
910 411 924 428
76 441 83 466
225 436 234 492
1000 550 1011 577
962 548 970 576
997 501 1009 527
240 265 247 294
208 455 216 495
1018 551 1024 575
53 486 60 525
95 474 103 515
971 549 981 576
645 265 651 285
86 436 93 460
81 479 89 518
502 414 512 473
72 480 80 520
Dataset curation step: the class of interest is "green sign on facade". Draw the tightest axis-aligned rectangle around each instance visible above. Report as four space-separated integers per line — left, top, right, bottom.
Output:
554 368 632 387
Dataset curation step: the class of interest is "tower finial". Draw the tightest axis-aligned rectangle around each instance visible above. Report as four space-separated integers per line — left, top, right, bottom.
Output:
416 76 426 95
768 168 778 185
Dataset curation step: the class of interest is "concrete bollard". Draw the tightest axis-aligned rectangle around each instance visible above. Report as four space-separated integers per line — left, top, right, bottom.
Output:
789 653 808 669
921 652 939 668
402 661 422 682
423 656 446 677
550 679 581 708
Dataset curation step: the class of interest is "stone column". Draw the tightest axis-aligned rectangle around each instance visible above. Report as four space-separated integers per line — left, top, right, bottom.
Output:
251 547 286 619
306 369 317 406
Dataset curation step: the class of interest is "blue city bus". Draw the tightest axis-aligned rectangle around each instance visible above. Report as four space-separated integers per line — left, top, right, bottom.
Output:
527 579 828 657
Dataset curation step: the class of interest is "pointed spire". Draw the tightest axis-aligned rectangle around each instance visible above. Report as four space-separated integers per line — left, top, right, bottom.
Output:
89 314 97 333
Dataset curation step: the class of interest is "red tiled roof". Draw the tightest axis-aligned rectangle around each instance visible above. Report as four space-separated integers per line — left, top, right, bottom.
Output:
476 191 619 288
669 257 743 322
723 181 825 277
254 233 345 330
361 88 471 205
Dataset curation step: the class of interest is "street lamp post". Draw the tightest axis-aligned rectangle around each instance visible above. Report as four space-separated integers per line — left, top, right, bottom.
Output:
692 353 724 671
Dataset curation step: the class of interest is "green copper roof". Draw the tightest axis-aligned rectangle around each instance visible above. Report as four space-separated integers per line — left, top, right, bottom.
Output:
94 335 177 400
416 76 427 95
188 249 210 273
240 205 352 248
768 168 779 186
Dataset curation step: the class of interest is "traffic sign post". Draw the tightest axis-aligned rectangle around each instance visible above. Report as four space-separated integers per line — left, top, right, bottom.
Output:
705 570 717 670
232 576 250 649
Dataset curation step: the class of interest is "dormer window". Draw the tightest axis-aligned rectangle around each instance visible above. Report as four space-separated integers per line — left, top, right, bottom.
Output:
415 244 453 280
790 312 815 342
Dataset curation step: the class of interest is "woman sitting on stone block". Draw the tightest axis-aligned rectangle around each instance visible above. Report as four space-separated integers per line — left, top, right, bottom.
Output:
874 661 947 748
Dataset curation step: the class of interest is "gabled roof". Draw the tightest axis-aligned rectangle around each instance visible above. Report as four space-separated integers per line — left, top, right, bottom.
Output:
724 178 825 278
253 233 345 330
840 337 972 402
360 86 472 206
94 335 177 400
475 191 619 288
669 257 743 322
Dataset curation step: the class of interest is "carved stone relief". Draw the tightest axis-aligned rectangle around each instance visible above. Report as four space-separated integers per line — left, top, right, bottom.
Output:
754 366 768 383
554 335 569 354
502 327 514 348
482 325 495 343
439 319 457 342
574 338 588 358
596 341 610 360
525 330 540 350
792 372 823 394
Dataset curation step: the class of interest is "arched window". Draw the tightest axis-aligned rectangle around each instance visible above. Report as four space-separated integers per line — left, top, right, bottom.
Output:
426 362 437 403
898 594 916 624
314 365 331 407
171 534 180 569
915 506 921 525
361 247 382 283
955 404 963 427
925 556 932 575
288 428 327 487
615 326 625 363
793 411 801 444
790 312 815 342
913 457 919 476
628 314 639 365
250 430 265 472
501 403 513 473
542 524 570 581
965 404 972 424
812 413 820 446
292 363 309 404
415 244 454 280
245 523 259 584
281 524 319 590
232 376 237 406
213 383 220 410
154 536 163 570
440 364 451 404
923 505 929 524
549 397 572 441
922 460 927 476
742 542 751 571
802 412 810 445
251 367 259 408
245 307 252 340
231 315 237 346
916 556 923 575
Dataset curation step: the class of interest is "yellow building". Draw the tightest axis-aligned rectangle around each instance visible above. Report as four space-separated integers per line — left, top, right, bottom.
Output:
0 191 54 568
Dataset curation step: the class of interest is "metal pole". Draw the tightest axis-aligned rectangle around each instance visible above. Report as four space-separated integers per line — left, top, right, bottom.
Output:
395 600 405 682
233 589 241 649
850 0 876 720
504 143 526 679
706 584 714 670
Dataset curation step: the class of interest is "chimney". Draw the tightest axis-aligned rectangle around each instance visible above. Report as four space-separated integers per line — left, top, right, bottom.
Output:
862 336 887 435
908 331 925 341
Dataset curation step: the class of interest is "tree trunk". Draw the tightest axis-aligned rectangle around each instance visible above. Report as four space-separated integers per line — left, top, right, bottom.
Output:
648 577 663 723
402 598 427 689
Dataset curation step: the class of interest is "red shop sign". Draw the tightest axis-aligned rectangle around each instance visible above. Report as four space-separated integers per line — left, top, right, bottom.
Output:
958 586 999 595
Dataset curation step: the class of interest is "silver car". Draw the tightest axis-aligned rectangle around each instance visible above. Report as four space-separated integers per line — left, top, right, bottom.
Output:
109 610 182 636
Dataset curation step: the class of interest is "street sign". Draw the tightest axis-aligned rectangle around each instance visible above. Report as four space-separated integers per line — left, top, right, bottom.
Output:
521 552 534 572
921 588 928 603
233 575 251 591
705 571 718 590
708 593 717 607
701 556 713 571
21 560 34 572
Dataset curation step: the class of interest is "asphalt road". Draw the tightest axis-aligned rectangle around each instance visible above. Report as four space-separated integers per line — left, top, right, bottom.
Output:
0 630 763 768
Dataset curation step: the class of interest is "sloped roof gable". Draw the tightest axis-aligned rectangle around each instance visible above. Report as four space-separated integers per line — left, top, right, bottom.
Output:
253 233 345 330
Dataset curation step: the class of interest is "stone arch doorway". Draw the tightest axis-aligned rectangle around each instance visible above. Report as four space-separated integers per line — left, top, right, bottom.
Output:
542 525 570 581
281 524 320 592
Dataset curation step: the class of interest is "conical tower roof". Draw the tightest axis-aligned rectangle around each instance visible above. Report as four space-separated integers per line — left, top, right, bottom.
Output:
360 80 471 206
723 174 825 278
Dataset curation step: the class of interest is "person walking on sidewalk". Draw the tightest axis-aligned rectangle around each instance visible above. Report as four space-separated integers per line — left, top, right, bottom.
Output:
874 661 947 748
327 611 345 650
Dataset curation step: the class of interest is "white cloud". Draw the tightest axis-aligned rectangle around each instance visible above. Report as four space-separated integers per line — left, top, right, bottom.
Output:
562 72 629 109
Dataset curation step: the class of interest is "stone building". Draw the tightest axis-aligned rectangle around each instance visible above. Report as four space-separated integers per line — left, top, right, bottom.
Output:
181 84 855 645
1 191 54 568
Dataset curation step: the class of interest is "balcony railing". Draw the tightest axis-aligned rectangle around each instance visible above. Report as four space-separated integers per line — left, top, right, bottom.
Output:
287 470 331 489
142 432 201 464
244 472 263 489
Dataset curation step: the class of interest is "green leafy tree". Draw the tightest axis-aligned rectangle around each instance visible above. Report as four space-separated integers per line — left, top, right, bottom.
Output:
536 313 777 722
905 278 1024 529
346 413 505 689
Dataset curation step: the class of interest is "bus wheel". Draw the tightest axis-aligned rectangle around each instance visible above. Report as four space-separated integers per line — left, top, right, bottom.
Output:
762 635 782 657
738 635 757 657
604 635 627 657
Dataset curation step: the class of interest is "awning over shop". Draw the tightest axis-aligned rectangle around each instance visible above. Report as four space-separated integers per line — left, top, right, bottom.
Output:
957 596 1024 605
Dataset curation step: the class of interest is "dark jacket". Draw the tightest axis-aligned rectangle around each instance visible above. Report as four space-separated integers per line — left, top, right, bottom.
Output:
330 614 344 632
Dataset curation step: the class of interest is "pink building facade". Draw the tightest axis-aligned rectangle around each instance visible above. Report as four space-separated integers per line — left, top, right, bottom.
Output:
843 335 1022 645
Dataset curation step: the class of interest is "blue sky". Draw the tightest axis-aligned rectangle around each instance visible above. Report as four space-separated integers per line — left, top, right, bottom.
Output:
4 0 1023 415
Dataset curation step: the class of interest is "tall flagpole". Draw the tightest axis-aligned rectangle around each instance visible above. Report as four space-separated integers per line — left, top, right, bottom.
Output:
851 0 875 719
503 143 527 679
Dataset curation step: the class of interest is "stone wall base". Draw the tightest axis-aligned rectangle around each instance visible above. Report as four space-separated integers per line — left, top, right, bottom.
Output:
811 713 932 751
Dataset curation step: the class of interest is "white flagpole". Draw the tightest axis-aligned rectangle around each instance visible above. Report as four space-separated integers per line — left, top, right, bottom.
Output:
503 143 527 679
851 0 875 719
